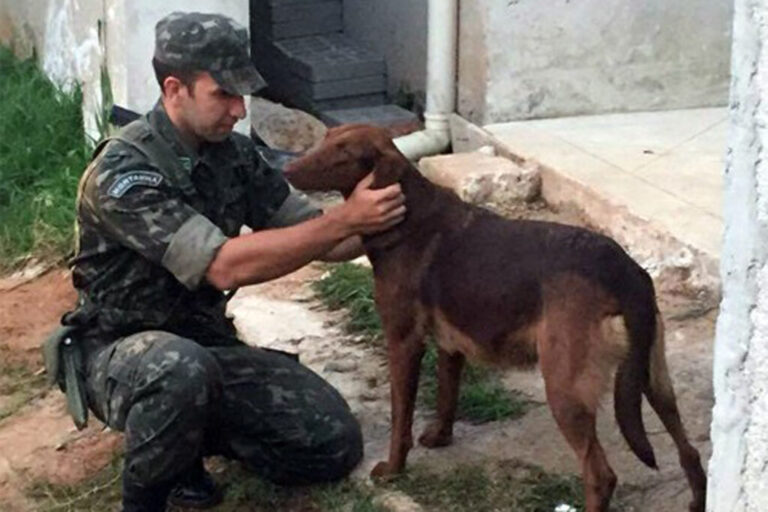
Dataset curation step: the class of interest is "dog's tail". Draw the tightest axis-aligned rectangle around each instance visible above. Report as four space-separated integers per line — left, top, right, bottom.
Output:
614 267 658 469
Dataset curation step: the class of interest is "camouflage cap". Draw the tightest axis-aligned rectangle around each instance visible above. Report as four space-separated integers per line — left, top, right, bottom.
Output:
154 11 267 95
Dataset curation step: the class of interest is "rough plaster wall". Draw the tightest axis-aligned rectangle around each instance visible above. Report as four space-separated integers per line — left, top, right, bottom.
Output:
343 0 427 98
458 0 733 125
457 0 488 123
708 0 768 510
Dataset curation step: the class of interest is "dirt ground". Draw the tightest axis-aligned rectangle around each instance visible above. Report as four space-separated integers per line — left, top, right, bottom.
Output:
0 203 715 512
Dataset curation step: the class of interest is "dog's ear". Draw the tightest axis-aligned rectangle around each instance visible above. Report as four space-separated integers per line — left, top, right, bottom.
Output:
371 148 407 189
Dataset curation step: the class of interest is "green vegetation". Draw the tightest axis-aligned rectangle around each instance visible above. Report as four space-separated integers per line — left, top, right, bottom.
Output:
0 46 91 270
27 456 384 512
312 262 531 423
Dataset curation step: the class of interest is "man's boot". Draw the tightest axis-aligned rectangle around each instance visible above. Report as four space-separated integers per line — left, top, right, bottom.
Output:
122 475 173 512
167 458 223 509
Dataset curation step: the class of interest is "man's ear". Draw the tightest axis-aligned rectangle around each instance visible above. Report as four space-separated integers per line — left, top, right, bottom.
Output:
371 148 407 189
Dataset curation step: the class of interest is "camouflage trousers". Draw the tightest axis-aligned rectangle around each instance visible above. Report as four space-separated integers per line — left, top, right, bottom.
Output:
85 331 363 489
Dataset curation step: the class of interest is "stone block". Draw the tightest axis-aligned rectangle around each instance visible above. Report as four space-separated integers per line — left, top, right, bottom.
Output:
419 152 541 206
250 97 327 152
319 104 418 127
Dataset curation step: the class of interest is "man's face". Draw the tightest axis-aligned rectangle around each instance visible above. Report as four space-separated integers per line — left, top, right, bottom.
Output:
171 72 246 143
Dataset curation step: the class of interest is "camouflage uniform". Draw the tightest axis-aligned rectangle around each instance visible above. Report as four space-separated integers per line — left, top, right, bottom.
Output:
63 12 363 506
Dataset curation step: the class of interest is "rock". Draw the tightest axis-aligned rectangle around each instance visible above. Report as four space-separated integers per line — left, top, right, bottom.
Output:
324 359 359 373
372 491 424 512
250 98 327 153
419 152 541 206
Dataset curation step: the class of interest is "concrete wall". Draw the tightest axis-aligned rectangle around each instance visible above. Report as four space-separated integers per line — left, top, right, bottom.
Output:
459 0 734 125
0 0 251 139
343 0 427 100
707 0 768 510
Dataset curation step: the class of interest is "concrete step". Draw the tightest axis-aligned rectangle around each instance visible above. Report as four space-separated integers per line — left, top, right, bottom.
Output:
254 33 388 112
273 33 386 82
250 0 342 40
319 104 418 128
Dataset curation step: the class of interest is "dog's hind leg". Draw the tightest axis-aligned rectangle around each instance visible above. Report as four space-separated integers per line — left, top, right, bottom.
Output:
644 314 706 512
539 322 617 512
371 325 427 479
544 378 616 512
419 348 465 448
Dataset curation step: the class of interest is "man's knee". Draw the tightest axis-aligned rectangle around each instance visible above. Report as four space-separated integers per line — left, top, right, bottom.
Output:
100 332 222 431
139 335 223 405
276 408 363 485
320 412 364 482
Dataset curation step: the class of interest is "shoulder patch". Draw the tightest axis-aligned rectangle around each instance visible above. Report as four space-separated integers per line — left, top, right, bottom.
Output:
107 171 164 198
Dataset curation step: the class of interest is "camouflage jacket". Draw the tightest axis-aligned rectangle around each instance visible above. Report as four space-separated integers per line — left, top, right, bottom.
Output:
65 100 320 351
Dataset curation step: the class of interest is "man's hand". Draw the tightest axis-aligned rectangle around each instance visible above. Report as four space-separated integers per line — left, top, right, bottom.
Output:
331 173 406 235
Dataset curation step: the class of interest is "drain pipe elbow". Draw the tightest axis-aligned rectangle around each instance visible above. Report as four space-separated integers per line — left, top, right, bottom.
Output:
393 0 457 161
393 124 451 161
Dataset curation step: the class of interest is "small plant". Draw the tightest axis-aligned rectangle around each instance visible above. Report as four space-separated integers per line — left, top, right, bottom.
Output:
312 263 530 423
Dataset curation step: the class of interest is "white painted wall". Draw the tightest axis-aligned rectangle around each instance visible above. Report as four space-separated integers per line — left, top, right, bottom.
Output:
708 0 768 510
459 0 734 124
343 0 427 100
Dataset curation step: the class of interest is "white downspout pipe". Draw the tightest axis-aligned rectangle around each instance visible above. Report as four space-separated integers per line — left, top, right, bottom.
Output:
393 0 457 161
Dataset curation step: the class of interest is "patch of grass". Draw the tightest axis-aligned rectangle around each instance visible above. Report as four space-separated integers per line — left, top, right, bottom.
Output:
0 46 91 271
192 462 384 512
0 351 48 421
311 263 382 337
387 461 589 512
418 344 529 423
26 454 123 512
312 263 530 423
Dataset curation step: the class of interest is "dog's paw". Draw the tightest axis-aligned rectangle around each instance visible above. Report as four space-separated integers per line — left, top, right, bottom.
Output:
418 424 453 448
370 461 397 480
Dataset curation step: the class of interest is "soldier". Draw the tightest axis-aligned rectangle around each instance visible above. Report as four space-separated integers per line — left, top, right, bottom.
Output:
62 11 406 512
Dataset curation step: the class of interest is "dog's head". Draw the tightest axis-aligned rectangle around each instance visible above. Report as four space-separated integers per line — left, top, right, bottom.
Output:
284 124 408 196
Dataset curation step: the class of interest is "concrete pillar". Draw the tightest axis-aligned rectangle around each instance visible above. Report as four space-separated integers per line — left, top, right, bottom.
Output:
707 0 768 510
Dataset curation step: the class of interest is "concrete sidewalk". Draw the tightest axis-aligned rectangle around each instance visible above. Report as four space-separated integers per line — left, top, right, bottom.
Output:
450 107 727 297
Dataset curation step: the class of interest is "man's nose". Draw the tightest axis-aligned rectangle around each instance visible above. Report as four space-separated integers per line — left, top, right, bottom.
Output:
231 96 246 120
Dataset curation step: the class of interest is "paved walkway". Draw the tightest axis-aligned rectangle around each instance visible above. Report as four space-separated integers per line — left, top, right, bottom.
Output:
484 107 727 261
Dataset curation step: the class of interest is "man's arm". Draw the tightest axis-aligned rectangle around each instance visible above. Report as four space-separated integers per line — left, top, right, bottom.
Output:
320 235 364 262
206 173 403 289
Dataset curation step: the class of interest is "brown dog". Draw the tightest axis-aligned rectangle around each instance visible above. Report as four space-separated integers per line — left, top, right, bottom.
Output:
284 125 706 512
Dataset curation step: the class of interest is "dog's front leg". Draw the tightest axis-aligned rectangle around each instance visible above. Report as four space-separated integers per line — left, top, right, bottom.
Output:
419 348 465 448
371 336 426 479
